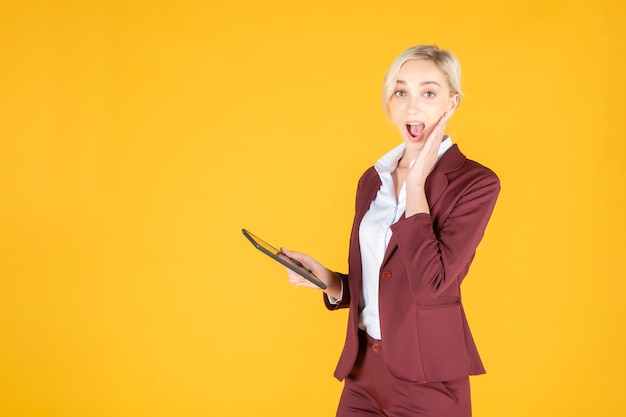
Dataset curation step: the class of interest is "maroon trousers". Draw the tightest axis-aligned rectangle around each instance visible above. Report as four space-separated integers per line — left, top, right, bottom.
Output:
336 331 472 417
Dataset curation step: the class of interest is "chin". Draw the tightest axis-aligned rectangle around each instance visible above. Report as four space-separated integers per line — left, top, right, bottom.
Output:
405 136 426 147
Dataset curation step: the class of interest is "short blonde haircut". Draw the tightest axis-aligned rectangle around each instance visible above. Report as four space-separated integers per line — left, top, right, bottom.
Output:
382 45 462 115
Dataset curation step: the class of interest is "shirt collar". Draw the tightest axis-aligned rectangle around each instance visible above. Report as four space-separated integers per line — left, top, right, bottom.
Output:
375 136 453 174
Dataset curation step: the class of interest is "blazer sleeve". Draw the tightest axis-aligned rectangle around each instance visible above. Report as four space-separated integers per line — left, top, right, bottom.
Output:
323 273 350 310
390 168 500 300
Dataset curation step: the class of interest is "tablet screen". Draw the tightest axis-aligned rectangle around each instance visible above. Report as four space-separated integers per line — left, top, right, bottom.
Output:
242 229 327 289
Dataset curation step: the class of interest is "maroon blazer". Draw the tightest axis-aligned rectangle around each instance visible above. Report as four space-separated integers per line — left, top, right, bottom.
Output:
325 144 500 383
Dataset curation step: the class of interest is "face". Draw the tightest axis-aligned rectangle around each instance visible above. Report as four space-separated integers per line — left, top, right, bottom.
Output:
388 59 459 154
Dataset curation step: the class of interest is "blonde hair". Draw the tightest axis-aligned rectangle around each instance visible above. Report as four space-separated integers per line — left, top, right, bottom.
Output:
382 45 462 115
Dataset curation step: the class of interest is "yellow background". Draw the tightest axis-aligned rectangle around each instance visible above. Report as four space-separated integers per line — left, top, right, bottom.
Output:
1 0 625 416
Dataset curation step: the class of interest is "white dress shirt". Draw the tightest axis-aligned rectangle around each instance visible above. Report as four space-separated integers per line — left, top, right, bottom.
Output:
358 137 453 340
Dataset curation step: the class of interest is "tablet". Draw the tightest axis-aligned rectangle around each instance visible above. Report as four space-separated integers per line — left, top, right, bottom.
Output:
242 228 327 289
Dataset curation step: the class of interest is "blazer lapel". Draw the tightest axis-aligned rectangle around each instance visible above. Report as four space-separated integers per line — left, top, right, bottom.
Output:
425 167 448 208
356 169 382 222
426 144 466 207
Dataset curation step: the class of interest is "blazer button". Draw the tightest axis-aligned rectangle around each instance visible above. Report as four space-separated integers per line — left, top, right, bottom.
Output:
382 270 392 280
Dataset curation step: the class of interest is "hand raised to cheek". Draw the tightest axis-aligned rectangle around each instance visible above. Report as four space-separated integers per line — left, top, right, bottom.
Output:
406 111 451 187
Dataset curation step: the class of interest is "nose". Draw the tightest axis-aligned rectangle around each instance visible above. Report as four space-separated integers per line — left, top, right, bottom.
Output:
407 95 420 114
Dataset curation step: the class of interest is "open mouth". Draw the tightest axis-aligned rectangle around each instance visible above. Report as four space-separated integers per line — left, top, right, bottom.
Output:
406 122 425 139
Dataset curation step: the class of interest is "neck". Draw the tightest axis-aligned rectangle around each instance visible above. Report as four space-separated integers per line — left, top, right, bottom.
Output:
398 150 419 169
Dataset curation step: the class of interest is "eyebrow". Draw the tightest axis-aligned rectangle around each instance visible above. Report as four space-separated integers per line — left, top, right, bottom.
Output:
396 79 441 87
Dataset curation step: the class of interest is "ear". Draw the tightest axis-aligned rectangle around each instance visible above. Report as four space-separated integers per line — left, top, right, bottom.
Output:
448 93 459 113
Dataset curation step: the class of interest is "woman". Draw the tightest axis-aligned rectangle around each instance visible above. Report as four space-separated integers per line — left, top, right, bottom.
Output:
282 45 500 417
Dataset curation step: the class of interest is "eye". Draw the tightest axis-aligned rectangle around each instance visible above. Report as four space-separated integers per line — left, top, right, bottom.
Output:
393 90 407 97
423 91 436 98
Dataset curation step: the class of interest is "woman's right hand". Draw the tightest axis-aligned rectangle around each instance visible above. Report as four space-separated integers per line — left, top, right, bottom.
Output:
279 248 343 300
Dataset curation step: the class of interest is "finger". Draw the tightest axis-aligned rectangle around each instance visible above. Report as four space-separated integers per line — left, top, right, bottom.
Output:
287 271 317 288
425 112 449 147
280 247 302 260
281 248 315 269
438 110 451 125
285 265 310 281
432 112 449 136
